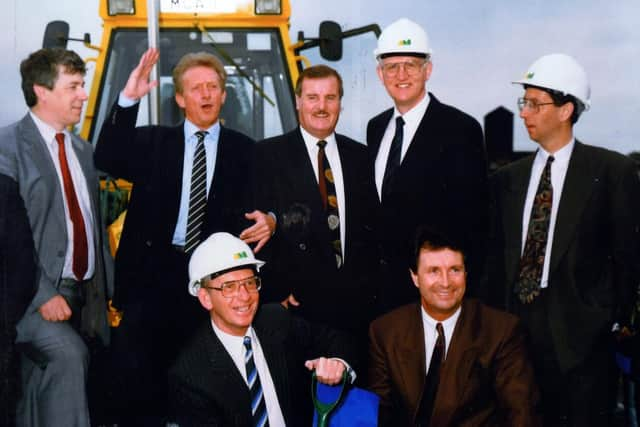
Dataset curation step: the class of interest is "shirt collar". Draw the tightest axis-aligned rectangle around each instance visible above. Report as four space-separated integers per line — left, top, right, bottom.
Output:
210 319 254 349
299 126 337 152
394 91 430 122
184 119 221 143
536 138 575 165
420 303 461 333
29 110 64 147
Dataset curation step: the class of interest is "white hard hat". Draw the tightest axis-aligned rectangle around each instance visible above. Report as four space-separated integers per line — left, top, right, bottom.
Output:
187 232 265 296
513 53 590 110
374 18 432 59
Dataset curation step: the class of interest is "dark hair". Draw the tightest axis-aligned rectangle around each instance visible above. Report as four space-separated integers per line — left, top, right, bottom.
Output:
410 227 466 273
524 84 584 124
20 48 86 108
294 64 344 98
172 52 226 95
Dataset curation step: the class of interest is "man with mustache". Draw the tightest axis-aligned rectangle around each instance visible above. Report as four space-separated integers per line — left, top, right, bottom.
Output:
251 65 378 374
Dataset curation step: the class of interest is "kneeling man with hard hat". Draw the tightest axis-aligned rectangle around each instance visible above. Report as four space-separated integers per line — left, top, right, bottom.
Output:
168 232 355 426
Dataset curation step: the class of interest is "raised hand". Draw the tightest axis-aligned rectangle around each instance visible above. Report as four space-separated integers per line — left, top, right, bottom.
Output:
122 47 160 100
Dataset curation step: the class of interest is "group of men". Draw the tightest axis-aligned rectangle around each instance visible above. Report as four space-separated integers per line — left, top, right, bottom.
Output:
1 14 639 427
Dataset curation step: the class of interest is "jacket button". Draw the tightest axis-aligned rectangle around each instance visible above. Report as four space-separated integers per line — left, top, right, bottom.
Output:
145 240 152 247
57 250 64 257
299 243 306 251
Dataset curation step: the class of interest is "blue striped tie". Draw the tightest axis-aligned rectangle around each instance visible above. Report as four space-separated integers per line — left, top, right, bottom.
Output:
243 336 269 427
185 131 208 253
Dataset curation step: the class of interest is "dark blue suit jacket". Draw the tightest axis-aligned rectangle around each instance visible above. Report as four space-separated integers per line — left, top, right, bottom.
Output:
367 93 489 312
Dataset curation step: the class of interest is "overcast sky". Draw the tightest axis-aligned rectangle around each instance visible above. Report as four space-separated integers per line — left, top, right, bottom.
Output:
2 0 638 154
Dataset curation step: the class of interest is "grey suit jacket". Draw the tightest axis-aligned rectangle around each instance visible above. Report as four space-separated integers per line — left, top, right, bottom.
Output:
0 113 113 345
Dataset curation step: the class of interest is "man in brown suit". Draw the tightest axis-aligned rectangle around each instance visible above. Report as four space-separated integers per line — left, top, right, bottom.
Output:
368 228 540 426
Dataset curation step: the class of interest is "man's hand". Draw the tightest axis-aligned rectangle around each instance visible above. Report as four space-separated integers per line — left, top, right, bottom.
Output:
281 293 300 309
305 358 346 385
239 210 276 253
122 48 160 101
38 295 72 322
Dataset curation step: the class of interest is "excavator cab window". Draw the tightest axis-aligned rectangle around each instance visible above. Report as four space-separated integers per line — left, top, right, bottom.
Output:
88 27 297 143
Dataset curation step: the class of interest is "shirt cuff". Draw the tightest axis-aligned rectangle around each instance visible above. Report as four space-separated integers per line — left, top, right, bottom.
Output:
118 92 139 108
330 357 356 383
268 211 277 235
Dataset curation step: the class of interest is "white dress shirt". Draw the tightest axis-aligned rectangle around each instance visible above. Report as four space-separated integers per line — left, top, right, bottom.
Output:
374 92 431 198
420 305 461 371
30 111 95 280
211 322 286 427
521 139 574 288
299 127 346 259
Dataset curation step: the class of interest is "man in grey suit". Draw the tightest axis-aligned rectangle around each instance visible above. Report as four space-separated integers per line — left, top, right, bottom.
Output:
0 48 113 427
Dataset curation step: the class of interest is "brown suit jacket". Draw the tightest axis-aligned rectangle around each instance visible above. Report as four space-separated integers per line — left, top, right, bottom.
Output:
368 299 541 427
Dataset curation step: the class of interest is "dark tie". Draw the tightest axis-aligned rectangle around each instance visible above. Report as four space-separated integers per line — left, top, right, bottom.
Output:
243 336 269 427
381 116 405 201
515 155 555 304
185 131 208 253
55 133 88 280
317 140 343 268
416 322 445 425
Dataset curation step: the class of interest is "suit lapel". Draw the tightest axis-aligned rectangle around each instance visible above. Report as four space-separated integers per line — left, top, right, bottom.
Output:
336 135 354 256
368 109 393 160
503 156 535 287
549 141 593 275
166 125 186 234
396 304 427 421
203 326 252 412
17 115 67 232
69 134 101 232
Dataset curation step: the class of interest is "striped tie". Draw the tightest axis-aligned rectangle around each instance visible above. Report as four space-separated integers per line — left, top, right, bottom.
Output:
243 336 269 427
185 131 208 253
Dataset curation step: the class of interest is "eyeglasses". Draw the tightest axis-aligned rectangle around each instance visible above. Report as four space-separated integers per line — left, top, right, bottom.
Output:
380 60 426 77
203 276 262 298
517 97 555 113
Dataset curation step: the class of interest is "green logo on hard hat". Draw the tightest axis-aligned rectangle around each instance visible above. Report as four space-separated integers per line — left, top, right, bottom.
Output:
397 39 411 46
233 251 248 260
526 72 535 79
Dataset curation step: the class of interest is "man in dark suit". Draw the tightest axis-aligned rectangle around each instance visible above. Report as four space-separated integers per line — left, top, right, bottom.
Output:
369 228 540 427
0 174 36 427
0 48 113 427
490 53 640 426
94 48 275 422
169 232 354 426
252 65 378 368
367 18 489 314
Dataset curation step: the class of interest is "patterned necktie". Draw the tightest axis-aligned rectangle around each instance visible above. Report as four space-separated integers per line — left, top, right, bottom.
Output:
243 336 269 427
185 131 208 253
317 140 343 268
381 116 405 201
55 133 88 280
417 322 445 425
515 155 555 303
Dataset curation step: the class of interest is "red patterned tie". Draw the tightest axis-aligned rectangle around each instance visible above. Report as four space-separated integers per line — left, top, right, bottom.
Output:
56 133 88 280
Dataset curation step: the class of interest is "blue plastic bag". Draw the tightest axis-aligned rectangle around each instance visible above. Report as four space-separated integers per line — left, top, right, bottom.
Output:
311 372 379 427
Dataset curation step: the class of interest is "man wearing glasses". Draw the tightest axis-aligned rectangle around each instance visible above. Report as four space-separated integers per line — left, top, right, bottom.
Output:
168 232 354 426
489 53 640 426
368 18 489 315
